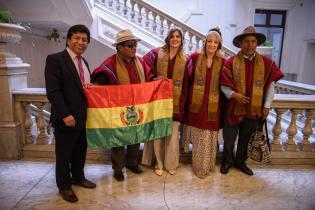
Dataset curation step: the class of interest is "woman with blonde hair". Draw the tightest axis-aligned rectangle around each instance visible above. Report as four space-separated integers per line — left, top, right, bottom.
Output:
141 28 188 176
183 27 225 178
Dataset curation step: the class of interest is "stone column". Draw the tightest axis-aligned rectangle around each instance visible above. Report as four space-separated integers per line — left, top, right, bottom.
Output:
286 109 302 152
0 23 30 159
271 108 286 152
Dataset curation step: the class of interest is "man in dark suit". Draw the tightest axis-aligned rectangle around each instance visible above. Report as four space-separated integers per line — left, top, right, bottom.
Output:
45 24 96 203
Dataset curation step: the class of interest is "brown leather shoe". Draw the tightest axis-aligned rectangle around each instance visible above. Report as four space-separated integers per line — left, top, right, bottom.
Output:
59 188 78 203
72 178 96 188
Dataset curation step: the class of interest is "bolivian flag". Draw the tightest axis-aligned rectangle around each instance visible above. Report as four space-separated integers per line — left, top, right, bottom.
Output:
84 79 173 148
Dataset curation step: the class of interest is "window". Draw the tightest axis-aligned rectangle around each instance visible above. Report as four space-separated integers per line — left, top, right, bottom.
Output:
254 9 286 66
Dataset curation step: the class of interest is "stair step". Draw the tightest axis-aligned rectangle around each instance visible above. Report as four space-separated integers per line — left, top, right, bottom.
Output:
22 144 315 165
22 144 110 162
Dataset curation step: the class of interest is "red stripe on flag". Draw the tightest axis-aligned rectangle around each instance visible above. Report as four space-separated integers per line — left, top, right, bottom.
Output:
84 79 173 108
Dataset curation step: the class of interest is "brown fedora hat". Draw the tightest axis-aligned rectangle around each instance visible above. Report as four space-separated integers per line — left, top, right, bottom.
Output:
232 26 266 48
112 29 141 46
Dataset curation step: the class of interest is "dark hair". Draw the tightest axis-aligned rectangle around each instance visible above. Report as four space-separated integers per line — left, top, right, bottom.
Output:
208 27 222 37
207 27 222 50
66 24 90 46
162 28 184 54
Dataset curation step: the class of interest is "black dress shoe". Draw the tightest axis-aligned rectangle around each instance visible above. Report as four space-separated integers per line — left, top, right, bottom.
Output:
59 188 78 203
235 163 254 176
113 170 124 181
220 163 231 174
126 165 143 174
72 178 96 188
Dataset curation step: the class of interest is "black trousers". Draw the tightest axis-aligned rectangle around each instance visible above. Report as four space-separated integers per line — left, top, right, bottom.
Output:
111 143 140 171
222 118 258 165
54 128 87 190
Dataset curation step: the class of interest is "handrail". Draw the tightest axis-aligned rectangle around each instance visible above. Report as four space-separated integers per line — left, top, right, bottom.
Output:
133 0 235 56
276 80 315 95
272 94 315 108
95 0 235 56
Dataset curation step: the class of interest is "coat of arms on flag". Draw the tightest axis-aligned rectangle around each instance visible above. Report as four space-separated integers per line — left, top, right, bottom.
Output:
120 106 144 126
83 79 173 148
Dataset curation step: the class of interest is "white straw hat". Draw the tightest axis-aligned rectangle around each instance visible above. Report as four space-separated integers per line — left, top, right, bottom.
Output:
112 29 141 46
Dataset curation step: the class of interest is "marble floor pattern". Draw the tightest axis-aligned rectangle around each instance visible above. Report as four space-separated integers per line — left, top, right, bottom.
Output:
0 160 315 210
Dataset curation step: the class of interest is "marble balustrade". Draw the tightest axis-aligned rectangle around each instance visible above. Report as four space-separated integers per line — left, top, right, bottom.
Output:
275 80 315 94
11 88 315 162
13 88 52 145
273 81 315 142
95 0 235 56
269 94 315 152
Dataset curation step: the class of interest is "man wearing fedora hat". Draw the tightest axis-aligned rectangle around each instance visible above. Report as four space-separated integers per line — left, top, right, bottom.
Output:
219 26 284 175
92 29 154 181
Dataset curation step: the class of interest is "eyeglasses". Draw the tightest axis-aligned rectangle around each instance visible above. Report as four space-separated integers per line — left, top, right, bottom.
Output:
123 43 137 49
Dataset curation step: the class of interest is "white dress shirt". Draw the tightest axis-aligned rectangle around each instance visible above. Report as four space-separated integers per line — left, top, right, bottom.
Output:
66 47 90 84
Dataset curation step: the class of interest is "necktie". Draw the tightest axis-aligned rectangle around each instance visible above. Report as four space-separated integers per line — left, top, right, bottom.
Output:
77 56 85 85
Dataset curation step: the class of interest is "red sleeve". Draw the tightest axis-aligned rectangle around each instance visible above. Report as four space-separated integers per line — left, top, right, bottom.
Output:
262 56 284 88
91 55 118 85
220 56 237 91
143 48 159 76
138 56 155 82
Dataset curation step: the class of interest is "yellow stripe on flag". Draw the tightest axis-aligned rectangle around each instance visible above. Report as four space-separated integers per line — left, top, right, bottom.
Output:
86 98 173 129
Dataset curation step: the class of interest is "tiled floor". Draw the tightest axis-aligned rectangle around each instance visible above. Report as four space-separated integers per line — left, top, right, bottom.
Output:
1 160 315 210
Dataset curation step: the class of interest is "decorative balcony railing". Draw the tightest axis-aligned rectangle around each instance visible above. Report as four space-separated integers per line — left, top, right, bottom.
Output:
12 86 315 163
269 94 315 152
275 80 315 95
13 88 52 145
273 81 315 138
95 0 235 57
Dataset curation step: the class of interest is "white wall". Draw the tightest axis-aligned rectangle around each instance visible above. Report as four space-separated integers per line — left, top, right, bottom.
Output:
144 0 245 51
3 0 315 85
146 0 315 85
6 32 114 88
6 33 64 88
84 38 114 72
301 42 315 85
295 0 315 85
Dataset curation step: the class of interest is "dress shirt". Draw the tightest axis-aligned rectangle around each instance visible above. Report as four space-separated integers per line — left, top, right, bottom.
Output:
66 47 90 84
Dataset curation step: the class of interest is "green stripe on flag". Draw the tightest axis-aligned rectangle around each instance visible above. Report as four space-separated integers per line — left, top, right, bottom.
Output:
86 118 173 148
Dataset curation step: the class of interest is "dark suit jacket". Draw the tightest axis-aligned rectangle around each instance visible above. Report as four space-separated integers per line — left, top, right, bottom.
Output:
45 50 91 130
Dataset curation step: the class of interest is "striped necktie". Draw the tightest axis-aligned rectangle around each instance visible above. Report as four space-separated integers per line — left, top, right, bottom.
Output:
77 55 85 85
